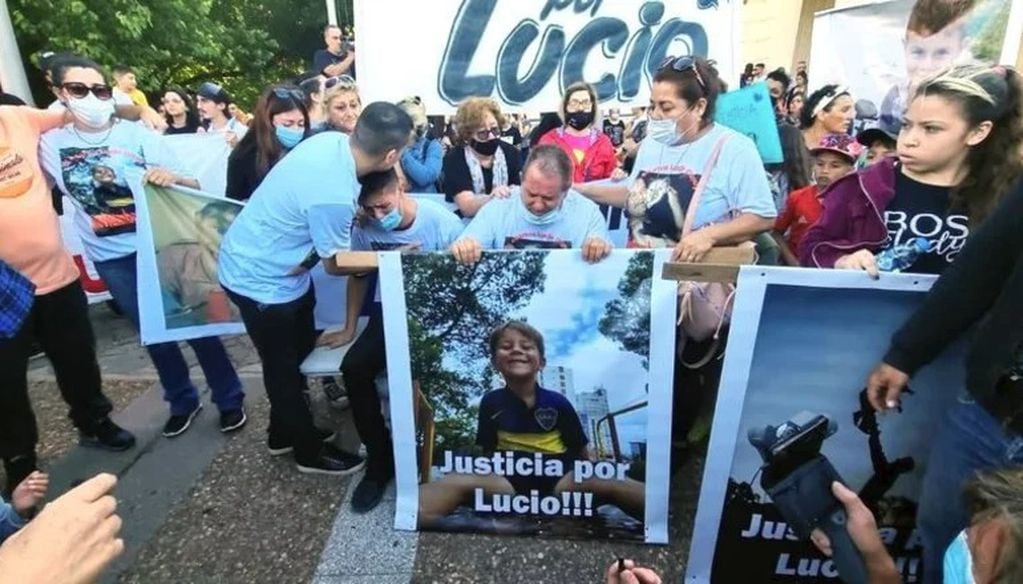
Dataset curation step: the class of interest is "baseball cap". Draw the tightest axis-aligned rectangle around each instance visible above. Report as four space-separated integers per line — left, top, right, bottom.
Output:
856 127 898 148
811 133 865 163
197 81 231 103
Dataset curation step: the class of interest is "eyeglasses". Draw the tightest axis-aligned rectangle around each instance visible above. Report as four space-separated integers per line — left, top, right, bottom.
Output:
272 86 305 103
61 82 113 101
475 127 500 141
658 56 706 93
324 75 356 90
567 98 593 110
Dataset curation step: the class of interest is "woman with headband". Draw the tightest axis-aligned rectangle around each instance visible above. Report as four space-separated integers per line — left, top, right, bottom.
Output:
800 65 1023 277
800 84 855 150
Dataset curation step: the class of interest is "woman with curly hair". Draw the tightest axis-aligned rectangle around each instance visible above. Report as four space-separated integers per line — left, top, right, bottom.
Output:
801 65 1023 276
441 97 522 217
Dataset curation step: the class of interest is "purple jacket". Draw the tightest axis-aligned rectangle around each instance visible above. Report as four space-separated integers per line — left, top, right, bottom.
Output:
799 157 898 268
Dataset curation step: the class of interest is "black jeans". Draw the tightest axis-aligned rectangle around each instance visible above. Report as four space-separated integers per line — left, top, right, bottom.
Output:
225 286 321 460
0 280 113 459
341 313 393 480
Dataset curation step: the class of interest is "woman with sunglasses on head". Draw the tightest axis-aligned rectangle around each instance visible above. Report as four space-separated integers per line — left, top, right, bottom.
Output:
226 85 310 202
800 84 855 150
801 65 1023 277
536 82 617 184
322 76 361 134
161 86 200 135
195 81 247 147
396 96 443 193
442 97 523 217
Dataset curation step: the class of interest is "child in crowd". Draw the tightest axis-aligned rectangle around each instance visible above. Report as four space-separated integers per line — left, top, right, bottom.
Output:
1 471 48 544
856 127 898 167
773 134 863 266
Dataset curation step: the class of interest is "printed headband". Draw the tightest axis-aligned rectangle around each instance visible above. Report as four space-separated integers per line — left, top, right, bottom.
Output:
811 85 850 119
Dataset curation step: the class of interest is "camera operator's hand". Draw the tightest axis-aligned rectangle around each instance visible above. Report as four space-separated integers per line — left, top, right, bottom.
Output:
866 362 910 412
810 482 900 584
605 559 662 584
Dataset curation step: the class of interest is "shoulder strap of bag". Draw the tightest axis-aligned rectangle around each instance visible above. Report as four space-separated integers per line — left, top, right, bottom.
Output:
680 134 730 238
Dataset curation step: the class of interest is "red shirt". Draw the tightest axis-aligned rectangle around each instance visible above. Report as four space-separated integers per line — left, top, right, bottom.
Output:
537 128 616 183
775 185 823 252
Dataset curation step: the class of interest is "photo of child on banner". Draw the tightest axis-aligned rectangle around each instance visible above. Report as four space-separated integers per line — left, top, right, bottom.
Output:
380 249 676 543
685 268 964 583
132 182 247 345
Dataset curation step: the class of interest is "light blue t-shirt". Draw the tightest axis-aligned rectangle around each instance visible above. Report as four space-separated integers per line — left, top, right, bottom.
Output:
627 123 775 246
39 121 191 263
458 188 610 249
219 132 360 304
352 198 464 302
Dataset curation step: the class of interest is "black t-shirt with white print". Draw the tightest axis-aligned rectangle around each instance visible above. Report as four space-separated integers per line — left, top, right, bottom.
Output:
881 171 969 275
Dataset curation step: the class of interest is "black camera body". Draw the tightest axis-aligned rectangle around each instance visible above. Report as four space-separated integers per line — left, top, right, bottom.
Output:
748 412 868 584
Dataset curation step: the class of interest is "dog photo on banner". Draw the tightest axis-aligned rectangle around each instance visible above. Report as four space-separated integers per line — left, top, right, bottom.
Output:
133 182 247 345
685 268 965 583
380 248 676 543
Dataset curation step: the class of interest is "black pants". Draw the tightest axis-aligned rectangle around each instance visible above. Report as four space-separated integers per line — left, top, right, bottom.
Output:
341 313 393 480
0 280 112 459
672 332 726 445
226 287 321 459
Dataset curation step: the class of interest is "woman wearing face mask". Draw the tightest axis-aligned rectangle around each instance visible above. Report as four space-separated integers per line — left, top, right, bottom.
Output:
800 65 1023 277
396 96 443 193
226 85 309 202
442 97 523 217
800 84 855 150
322 76 361 134
161 86 200 135
537 82 617 183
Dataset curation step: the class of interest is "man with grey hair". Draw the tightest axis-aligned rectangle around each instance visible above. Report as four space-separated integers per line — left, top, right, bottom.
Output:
312 24 355 78
450 144 612 264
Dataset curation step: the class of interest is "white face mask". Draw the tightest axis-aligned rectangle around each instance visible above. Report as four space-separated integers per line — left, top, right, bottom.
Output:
647 107 701 147
67 94 115 129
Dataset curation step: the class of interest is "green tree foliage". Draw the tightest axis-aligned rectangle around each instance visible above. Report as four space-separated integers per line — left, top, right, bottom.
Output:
402 252 547 451
10 0 354 107
971 1 1012 63
599 251 653 369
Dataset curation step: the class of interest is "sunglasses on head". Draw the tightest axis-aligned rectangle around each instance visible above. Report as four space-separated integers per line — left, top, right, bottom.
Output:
658 55 706 92
324 75 356 90
61 82 113 101
272 87 305 103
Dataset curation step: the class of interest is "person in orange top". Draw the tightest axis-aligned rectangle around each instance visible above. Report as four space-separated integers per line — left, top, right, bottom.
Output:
0 98 153 495
773 133 863 266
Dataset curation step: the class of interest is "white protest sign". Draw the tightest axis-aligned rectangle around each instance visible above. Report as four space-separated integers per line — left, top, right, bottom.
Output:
355 0 740 113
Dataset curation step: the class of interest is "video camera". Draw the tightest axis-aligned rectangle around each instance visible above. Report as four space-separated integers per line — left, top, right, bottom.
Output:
748 412 868 584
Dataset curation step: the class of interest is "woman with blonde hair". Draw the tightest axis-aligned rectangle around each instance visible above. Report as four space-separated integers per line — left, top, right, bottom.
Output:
322 75 361 134
441 97 522 217
396 96 443 193
537 82 616 183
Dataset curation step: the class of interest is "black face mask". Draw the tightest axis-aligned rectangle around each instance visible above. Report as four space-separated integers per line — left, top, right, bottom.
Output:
566 111 594 131
471 138 499 156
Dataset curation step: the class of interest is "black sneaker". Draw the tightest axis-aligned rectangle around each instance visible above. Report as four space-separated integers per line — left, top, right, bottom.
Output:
267 427 337 456
219 408 247 433
2 453 37 498
79 418 136 451
295 443 365 476
351 474 392 513
162 404 203 438
322 377 350 410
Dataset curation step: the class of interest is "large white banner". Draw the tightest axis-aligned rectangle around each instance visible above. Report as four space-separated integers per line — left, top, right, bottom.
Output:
809 0 1023 134
355 0 741 113
162 133 232 198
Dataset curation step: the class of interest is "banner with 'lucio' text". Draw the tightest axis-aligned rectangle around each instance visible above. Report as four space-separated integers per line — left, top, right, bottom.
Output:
354 0 739 113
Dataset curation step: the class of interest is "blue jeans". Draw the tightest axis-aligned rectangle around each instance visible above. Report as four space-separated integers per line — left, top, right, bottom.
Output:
917 398 1023 583
93 254 244 416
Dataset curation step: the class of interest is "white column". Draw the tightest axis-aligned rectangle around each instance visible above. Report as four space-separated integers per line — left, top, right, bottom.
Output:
325 0 338 26
0 0 32 105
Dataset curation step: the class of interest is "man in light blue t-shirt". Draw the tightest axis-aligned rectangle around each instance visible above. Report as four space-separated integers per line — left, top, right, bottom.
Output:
219 102 414 477
320 168 462 512
450 144 612 265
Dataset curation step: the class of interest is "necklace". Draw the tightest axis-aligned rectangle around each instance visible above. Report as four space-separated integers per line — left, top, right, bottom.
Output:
71 123 114 146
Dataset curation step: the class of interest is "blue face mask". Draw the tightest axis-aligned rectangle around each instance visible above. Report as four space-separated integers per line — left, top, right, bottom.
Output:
524 206 560 226
275 125 304 149
375 207 402 231
943 530 975 584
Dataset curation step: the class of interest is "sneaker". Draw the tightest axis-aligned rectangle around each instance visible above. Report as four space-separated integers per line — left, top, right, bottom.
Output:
2 453 37 498
295 443 365 476
267 427 337 456
162 404 203 438
351 474 392 513
79 418 136 451
219 408 247 433
322 377 350 410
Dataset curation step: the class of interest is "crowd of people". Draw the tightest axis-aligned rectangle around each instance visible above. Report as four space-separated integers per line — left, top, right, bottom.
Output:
1 3 1022 580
